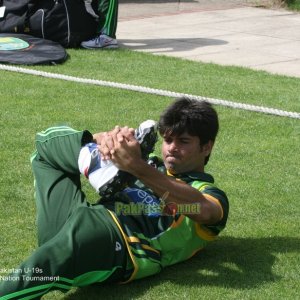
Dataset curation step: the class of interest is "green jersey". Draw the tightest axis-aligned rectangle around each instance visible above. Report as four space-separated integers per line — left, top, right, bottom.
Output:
103 156 229 281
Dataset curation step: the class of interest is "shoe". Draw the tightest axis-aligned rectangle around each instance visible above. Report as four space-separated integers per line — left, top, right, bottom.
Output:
135 119 158 160
99 120 157 197
78 120 157 197
81 34 118 49
78 143 119 192
99 120 158 197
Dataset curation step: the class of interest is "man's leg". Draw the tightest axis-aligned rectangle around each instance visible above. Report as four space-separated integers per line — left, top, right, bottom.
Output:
81 0 118 49
31 126 90 245
0 126 127 298
0 206 127 299
97 0 118 38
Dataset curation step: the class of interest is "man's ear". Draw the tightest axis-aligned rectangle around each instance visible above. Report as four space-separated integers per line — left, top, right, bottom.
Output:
202 140 214 156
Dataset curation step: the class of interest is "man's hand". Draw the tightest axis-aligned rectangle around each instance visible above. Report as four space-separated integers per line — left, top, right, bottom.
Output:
99 126 122 160
109 127 142 172
94 126 142 172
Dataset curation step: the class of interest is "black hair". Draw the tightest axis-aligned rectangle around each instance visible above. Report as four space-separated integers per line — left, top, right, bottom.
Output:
158 97 219 164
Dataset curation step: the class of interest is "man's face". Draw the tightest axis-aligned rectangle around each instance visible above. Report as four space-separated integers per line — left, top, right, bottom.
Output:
161 132 212 174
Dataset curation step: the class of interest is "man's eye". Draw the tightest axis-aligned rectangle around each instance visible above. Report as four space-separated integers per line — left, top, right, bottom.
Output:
180 140 189 144
164 138 173 144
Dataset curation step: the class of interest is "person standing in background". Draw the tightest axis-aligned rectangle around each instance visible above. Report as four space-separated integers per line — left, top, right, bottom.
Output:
81 0 119 49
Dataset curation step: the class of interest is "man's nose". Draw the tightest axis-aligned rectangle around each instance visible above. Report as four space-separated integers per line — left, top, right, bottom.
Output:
168 142 178 152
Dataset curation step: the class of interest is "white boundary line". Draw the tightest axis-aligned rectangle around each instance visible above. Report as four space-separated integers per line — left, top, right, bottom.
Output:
1 64 299 119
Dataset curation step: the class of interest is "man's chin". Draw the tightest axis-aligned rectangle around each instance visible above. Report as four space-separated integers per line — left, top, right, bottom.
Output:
165 164 179 175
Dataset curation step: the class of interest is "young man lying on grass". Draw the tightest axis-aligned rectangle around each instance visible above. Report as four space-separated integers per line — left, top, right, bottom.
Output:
0 97 229 299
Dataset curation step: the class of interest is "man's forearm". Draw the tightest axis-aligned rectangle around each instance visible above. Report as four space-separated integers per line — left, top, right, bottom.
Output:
129 159 220 224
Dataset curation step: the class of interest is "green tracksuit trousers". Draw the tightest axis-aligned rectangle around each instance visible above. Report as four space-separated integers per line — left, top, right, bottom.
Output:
0 126 127 299
98 0 119 38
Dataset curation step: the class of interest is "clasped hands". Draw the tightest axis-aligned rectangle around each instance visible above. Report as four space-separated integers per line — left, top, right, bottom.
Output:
94 126 142 172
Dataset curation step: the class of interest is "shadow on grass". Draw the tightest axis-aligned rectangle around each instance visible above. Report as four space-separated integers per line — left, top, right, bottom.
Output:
65 236 299 299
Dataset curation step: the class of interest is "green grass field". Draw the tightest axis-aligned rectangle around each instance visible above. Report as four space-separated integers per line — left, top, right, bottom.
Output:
0 48 299 299
286 0 300 10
